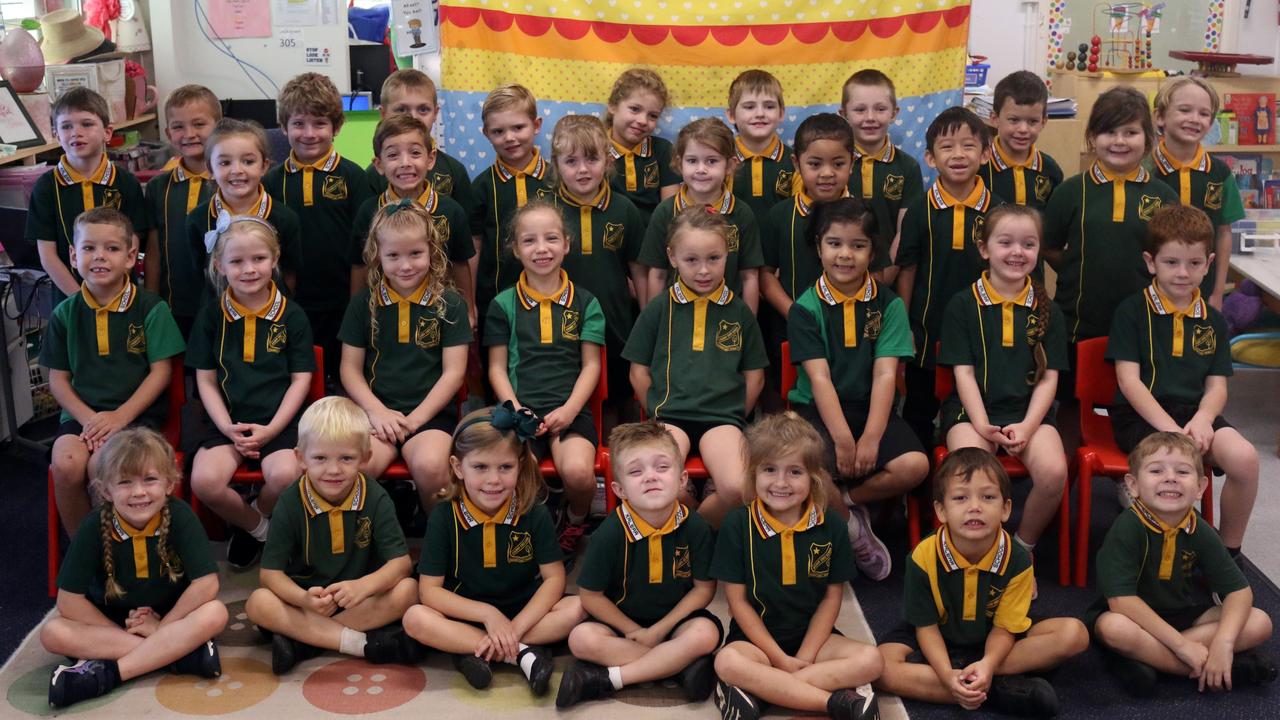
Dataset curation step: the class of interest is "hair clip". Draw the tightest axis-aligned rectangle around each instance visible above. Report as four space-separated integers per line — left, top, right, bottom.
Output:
381 198 416 217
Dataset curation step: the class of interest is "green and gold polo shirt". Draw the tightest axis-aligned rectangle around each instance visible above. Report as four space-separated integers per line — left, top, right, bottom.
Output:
710 500 854 644
578 501 714 626
762 190 835 302
938 274 1068 427
622 279 768 427
338 282 471 416
982 138 1063 211
897 178 1001 367
608 133 681 218
904 526 1034 648
638 186 764 296
483 271 605 413
264 148 373 312
349 184 475 266
366 148 477 219
471 150 554 308
40 282 185 424
187 188 304 301
1043 162 1180 342
732 134 795 222
186 283 316 426
58 499 216 612
1105 283 1232 407
418 494 561 614
261 473 407 586
146 161 214 320
787 274 914 409
849 139 925 262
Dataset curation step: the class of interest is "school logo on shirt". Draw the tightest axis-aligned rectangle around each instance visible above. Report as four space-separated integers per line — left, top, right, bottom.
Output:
672 545 691 578
322 175 348 201
715 320 742 352
1204 181 1224 210
101 188 122 209
267 323 287 353
604 222 625 251
507 531 533 563
355 516 372 549
1181 549 1198 576
883 174 905 201
535 186 554 201
1192 325 1216 356
807 542 832 578
1026 311 1044 345
985 584 1005 617
725 225 740 252
643 162 660 189
433 171 454 196
863 309 882 340
1035 175 1053 201
971 215 986 241
1138 195 1163 221
416 317 440 349
432 214 451 246
775 169 795 197
561 309 580 340
127 323 146 354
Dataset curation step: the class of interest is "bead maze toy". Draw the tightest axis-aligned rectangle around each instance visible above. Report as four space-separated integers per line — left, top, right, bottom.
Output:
1053 2 1161 74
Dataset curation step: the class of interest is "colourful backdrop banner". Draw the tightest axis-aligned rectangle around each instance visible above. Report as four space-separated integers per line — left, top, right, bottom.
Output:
438 0 971 179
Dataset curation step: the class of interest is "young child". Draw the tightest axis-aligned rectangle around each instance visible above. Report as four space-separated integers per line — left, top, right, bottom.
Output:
350 115 475 314
1044 86 1179 344
402 405 585 696
604 68 681 218
840 70 924 279
485 200 605 554
623 209 768 527
877 448 1088 716
187 217 315 569
787 198 929 581
42 209 185 535
471 84 553 321
725 69 795 223
939 204 1068 569
895 107 1002 448
638 117 764 312
366 68 477 220
1150 76 1245 309
982 71 1063 211
145 84 220 339
25 87 149 301
264 72 373 379
557 421 720 708
188 118 303 299
42 428 226 708
340 201 471 515
1107 204 1259 558
1090 432 1275 696
711 412 882 720
246 396 422 674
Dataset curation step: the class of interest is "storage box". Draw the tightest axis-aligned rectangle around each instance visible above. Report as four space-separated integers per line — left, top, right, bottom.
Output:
964 63 990 88
44 57 128 124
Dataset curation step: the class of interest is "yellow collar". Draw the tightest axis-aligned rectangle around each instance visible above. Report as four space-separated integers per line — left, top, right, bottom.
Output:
735 134 784 162
80 281 136 356
455 492 521 568
935 525 1013 621
927 177 992 211
377 279 432 344
211 187 271 219
750 499 823 585
608 132 653 160
1145 282 1208 358
670 278 732 306
675 184 735 214
990 137 1042 172
221 283 287 363
973 272 1035 347
557 181 610 210
173 160 212 183
55 153 113 187
854 138 895 163
1088 160 1148 185
285 147 341 174
300 473 368 555
618 501 688 583
1152 140 1209 205
381 182 438 214
109 507 164 580
517 270 573 344
1130 497 1197 580
495 148 548 182
816 273 876 348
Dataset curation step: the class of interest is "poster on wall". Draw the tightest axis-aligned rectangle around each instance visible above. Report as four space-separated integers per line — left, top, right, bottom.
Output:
208 0 273 38
393 0 440 56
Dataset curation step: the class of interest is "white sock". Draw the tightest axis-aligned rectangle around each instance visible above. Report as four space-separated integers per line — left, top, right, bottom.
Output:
1013 534 1035 553
515 643 535 676
339 628 367 657
249 515 271 542
608 666 624 690
566 508 587 525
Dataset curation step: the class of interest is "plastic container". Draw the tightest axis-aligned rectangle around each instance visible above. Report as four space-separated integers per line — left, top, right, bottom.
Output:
964 63 990 88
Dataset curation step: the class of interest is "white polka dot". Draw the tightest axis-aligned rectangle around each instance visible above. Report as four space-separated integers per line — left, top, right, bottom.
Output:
370 674 387 682
347 674 363 682
236 612 248 621
367 686 384 695
194 681 209 689
207 688 223 697
343 686 360 695
230 622 245 631
228 681 244 690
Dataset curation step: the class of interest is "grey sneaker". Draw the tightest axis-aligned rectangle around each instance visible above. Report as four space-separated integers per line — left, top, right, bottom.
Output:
847 504 891 581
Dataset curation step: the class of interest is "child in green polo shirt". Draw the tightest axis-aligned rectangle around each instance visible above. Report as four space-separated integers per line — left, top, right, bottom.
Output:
485 200 605 555
604 68 681 219
246 397 422 675
624 209 768 528
712 412 881 720
188 217 316 569
840 69 924 283
264 72 374 381
1090 433 1275 696
983 71 1063 211
403 405 585 696
940 205 1068 572
557 422 720 708
350 115 475 321
1107 204 1259 558
788 198 928 582
638 118 764 312
1151 77 1246 308
43 428 225 708
1043 86 1180 344
877 448 1088 716
726 69 794 223
896 107 1003 448
42 208 185 535
145 85 220 339
340 201 470 517
26 87 149 300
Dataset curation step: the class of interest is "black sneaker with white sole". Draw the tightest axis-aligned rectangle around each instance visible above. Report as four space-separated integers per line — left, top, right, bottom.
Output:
48 659 120 708
555 660 614 708
170 639 221 678
827 685 879 720
714 679 761 720
987 674 1060 717
226 527 263 569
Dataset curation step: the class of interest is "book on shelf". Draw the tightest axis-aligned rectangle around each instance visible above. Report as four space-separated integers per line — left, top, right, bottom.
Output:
1222 93 1276 146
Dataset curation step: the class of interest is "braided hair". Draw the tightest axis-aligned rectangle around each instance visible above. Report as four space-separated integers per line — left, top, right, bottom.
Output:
977 204 1051 385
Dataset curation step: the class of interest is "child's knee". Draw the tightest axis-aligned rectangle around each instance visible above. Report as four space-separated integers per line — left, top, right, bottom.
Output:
568 624 606 654
199 600 230 636
50 441 88 481
1092 612 1135 648
39 618 71 652
245 587 281 625
391 578 419 609
684 619 721 654
892 452 930 487
560 462 597 493
1056 618 1090 655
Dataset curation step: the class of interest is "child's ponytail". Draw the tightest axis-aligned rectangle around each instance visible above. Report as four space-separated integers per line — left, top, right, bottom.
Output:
1028 276 1051 386
154 502 183 584
99 503 126 602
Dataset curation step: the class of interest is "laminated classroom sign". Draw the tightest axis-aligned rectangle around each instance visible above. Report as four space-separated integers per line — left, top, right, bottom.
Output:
394 0 441 56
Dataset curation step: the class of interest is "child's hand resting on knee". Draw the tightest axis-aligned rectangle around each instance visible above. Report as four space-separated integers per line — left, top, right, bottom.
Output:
125 607 161 637
624 625 664 649
367 406 411 445
479 608 518 662
326 578 372 610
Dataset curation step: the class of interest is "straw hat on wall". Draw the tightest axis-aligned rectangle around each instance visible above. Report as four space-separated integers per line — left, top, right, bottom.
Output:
39 9 106 65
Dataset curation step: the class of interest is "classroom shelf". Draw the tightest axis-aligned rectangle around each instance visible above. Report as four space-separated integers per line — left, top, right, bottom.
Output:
1207 145 1280 153
0 113 158 167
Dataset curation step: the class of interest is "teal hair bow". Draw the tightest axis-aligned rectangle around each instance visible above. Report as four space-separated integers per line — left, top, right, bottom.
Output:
382 198 416 216
489 401 541 442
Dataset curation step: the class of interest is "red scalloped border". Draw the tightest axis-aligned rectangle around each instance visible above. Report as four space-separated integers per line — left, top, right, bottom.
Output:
441 5 970 47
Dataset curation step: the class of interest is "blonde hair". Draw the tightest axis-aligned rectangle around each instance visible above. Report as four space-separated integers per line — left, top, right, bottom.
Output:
841 69 898 108
277 72 345 130
728 69 785 112
207 118 271 171
362 202 450 342
741 412 830 508
667 206 730 253
1128 431 1204 477
673 117 735 173
1154 76 1220 121
380 68 438 106
74 207 135 250
207 218 281 296
164 84 222 121
89 428 182 601
482 84 538 124
550 114 612 182
605 68 669 126
608 421 683 477
298 396 371 455
447 407 545 516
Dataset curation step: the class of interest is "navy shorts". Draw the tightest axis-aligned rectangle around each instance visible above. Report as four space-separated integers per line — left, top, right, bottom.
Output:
793 402 925 484
597 607 724 645
1111 403 1232 455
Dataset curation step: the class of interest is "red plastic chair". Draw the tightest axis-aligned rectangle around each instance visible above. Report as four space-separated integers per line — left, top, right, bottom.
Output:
48 355 188 597
1073 337 1214 587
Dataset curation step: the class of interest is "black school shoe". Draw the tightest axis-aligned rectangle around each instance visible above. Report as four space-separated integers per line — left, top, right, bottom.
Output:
714 679 761 720
48 659 121 708
827 685 879 720
555 660 614 708
364 626 425 665
519 645 555 696
987 674 1060 717
453 653 493 689
678 654 716 702
1234 650 1280 686
226 527 264 569
1103 648 1158 698
271 634 322 675
170 640 222 678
